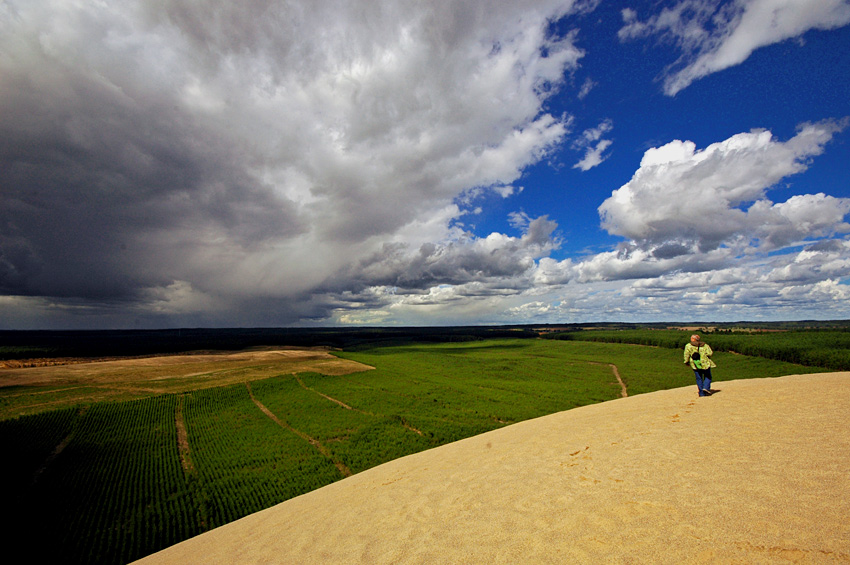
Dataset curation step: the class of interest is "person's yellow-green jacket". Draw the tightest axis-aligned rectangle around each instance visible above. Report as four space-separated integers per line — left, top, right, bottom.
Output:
684 342 716 370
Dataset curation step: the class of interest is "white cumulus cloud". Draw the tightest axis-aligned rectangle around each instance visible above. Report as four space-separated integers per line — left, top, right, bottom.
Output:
598 119 850 251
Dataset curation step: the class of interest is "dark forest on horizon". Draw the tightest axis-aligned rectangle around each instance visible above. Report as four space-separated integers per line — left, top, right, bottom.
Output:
2 320 850 361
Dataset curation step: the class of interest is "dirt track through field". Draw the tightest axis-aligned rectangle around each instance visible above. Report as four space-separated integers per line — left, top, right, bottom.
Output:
30 405 88 487
294 375 357 411
587 361 627 397
609 363 627 397
245 382 352 478
175 396 193 473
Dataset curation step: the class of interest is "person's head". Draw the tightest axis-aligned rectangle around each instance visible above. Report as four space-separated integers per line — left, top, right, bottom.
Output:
690 334 701 345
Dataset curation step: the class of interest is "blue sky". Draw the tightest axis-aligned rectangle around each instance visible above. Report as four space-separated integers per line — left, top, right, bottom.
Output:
2 0 850 329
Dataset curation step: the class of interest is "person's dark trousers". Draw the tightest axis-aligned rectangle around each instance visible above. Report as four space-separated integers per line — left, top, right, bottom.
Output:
693 368 713 396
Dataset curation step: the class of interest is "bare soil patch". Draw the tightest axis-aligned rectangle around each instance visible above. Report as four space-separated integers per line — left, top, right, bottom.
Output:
0 347 373 420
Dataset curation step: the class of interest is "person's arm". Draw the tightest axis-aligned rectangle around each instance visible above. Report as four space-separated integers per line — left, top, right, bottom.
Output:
683 345 692 364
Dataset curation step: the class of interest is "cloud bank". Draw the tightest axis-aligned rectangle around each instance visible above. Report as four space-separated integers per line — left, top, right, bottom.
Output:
365 121 850 324
1 1 848 328
1 0 585 326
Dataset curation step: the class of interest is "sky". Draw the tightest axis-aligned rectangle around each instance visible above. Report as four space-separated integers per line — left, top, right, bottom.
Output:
2 0 850 329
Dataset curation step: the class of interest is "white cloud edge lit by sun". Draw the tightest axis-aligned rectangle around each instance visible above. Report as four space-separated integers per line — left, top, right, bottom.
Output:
619 0 850 95
577 77 596 99
572 119 614 171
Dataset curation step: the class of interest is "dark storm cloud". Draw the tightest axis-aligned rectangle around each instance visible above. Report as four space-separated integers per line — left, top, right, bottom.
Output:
0 52 302 299
330 216 559 292
0 0 583 327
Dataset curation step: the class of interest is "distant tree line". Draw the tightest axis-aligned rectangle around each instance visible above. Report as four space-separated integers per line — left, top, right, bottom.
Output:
3 321 848 362
0 326 539 360
543 326 850 371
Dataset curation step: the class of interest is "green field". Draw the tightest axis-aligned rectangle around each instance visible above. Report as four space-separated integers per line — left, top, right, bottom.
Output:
545 328 850 370
0 338 829 564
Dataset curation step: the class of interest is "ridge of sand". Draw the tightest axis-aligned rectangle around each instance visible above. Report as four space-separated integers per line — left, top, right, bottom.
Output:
136 373 850 564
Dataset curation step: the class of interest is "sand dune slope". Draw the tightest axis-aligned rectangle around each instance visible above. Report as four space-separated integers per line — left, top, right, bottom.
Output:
137 373 850 564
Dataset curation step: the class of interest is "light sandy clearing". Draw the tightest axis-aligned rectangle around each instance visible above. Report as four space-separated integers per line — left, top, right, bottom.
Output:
136 372 850 564
0 348 372 388
1 347 374 419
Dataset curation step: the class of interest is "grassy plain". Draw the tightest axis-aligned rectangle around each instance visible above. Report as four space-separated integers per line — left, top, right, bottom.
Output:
0 338 829 564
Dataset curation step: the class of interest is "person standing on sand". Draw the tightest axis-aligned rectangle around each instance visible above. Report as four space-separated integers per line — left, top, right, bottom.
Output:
684 334 715 397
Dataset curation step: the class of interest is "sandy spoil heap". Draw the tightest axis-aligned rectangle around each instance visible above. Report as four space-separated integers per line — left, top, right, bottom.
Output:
137 373 850 563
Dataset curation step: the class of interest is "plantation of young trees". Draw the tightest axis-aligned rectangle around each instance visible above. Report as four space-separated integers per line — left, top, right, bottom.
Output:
545 329 850 370
0 338 831 563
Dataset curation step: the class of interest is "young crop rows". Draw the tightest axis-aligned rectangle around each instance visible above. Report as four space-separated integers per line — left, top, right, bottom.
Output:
0 338 829 563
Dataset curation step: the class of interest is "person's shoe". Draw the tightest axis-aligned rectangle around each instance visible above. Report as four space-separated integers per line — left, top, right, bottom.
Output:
702 389 713 396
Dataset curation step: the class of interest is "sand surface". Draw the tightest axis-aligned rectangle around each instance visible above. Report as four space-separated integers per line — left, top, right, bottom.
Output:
137 373 850 564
